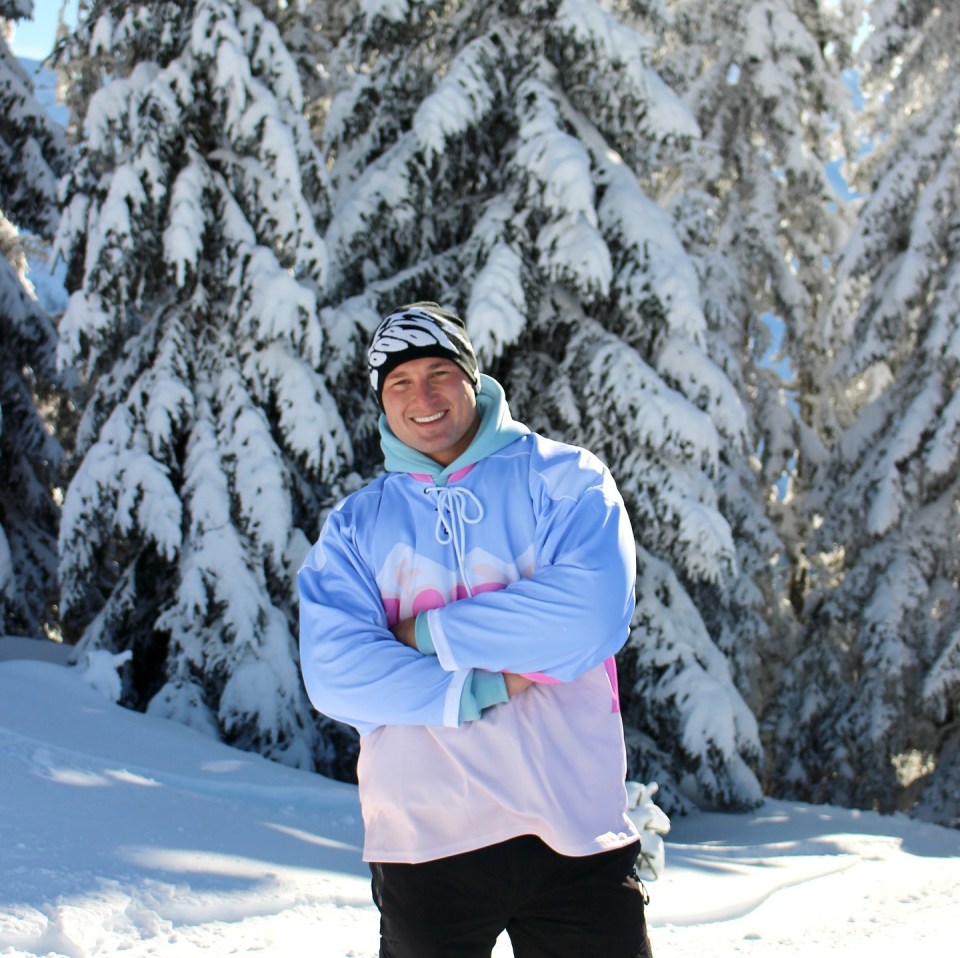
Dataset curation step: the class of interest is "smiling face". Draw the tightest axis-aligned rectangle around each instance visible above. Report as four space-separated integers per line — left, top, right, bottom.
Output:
381 357 481 466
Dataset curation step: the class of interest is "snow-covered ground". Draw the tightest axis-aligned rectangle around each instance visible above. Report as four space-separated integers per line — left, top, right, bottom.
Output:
2 644 958 958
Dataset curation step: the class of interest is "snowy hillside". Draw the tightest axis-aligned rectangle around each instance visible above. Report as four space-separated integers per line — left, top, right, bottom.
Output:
2 647 957 957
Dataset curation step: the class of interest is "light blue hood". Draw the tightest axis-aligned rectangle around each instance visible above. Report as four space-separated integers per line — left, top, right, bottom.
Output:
379 374 530 484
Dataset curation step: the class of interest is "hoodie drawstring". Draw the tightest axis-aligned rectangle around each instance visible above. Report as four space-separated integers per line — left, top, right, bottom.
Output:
424 485 484 597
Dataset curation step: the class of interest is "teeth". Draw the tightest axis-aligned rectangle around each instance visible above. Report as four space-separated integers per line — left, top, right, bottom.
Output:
414 411 445 423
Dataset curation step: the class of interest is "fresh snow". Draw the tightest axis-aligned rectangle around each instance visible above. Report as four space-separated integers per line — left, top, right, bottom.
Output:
2 645 958 958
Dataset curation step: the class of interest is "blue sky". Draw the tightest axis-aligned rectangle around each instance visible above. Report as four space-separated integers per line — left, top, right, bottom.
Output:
9 0 77 60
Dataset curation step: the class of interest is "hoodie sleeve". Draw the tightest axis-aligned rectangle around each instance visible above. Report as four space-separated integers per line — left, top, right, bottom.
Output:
298 499 473 735
420 443 636 681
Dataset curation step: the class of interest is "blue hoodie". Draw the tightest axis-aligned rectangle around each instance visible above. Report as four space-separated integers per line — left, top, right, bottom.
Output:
298 374 639 863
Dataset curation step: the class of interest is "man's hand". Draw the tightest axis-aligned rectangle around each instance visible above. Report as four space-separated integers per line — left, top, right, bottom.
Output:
392 619 532 699
504 673 533 698
391 617 418 649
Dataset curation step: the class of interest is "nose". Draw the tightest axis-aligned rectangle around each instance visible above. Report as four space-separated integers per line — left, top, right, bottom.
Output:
414 377 437 403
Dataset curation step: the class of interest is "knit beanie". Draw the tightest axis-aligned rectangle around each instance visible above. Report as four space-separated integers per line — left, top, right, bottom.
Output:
367 302 480 407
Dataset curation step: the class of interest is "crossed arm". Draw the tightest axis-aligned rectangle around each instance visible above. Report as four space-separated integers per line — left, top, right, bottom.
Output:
299 462 635 732
390 617 532 697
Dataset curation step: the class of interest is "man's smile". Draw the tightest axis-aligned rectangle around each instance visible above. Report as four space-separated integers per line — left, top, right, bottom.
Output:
413 411 447 424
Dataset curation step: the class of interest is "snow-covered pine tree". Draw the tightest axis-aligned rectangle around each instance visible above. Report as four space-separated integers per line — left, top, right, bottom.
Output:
262 0 358 137
320 0 763 811
641 0 857 729
54 0 354 772
0 1 69 637
774 0 960 827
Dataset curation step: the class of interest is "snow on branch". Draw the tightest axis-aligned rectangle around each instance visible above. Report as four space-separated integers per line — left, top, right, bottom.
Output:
109 435 181 558
239 246 324 362
515 78 597 226
162 393 234 625
59 409 182 617
243 3 303 111
218 602 310 762
82 63 158 156
86 162 147 268
657 336 748 447
885 374 946 467
188 0 328 281
542 0 699 142
414 35 502 157
596 170 706 346
861 555 921 673
0 39 67 236
830 95 958 376
361 0 411 26
514 79 611 296
925 387 960 479
557 92 707 355
325 138 416 279
632 549 762 808
57 291 122 380
243 343 352 476
216 364 291 574
557 318 737 583
142 320 194 461
572 321 720 474
148 677 220 739
846 374 948 538
212 27 268 140
743 0 825 73
58 323 199 616
164 157 210 289
537 215 612 298
660 483 737 585
467 244 526 365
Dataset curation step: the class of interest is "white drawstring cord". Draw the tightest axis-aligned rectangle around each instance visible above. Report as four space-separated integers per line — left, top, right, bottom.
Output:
424 485 485 597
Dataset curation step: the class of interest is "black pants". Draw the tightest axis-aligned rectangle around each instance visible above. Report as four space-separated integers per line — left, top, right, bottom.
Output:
370 835 653 958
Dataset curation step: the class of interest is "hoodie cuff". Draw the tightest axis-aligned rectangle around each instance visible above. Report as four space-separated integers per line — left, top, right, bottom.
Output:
414 613 436 655
458 670 509 723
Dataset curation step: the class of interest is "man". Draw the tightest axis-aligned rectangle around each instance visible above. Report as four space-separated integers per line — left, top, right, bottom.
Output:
299 302 653 957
